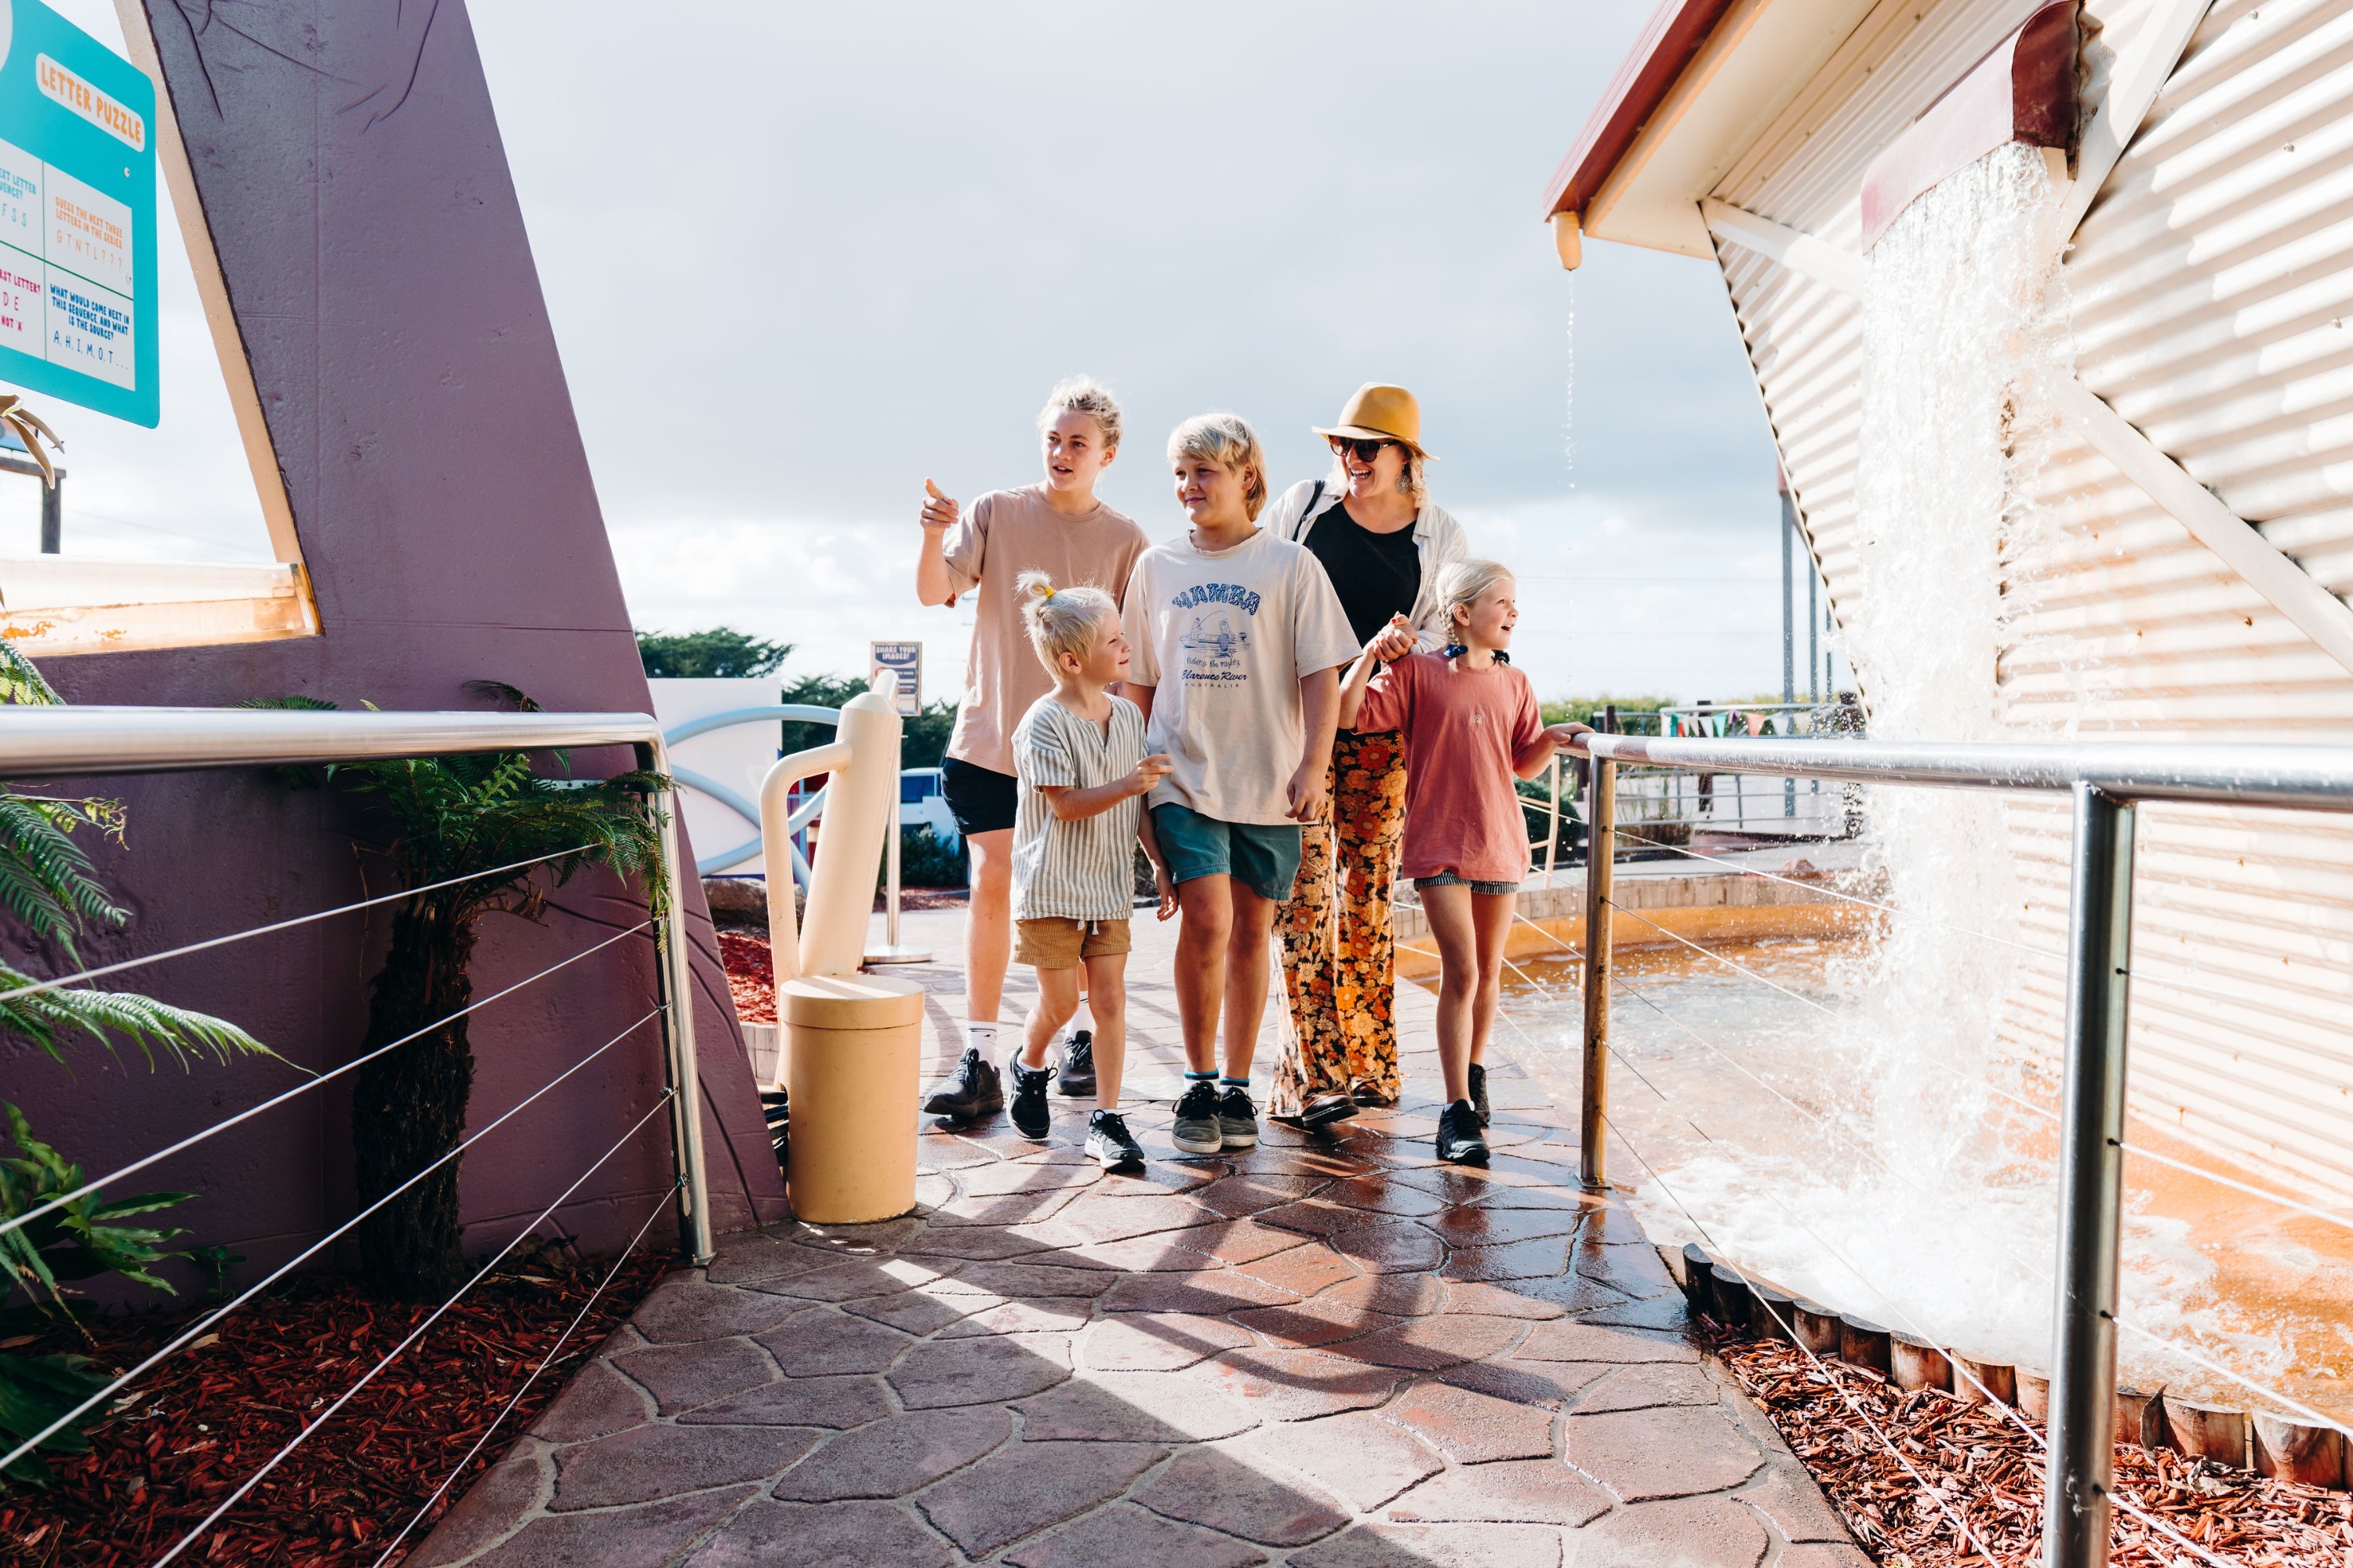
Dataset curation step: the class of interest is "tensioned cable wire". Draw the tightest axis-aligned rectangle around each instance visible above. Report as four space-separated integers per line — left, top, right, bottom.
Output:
0 1006 666 1475
0 920 653 1247
0 843 598 1006
1604 896 2064 1127
1606 827 2053 957
1598 995 2248 1568
1600 832 2353 1239
149 1091 682 1568
1598 973 2353 1444
1590 1104 2006 1566
1592 1084 2246 1568
367 1183 677 1568
2112 1138 2353 1237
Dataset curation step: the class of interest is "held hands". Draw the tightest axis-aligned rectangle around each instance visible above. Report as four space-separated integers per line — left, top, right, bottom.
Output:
920 478 959 532
1368 613 1417 664
1125 753 1173 798
1286 760 1329 825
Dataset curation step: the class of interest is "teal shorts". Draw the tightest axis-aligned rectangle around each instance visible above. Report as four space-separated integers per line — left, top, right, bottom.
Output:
1150 802 1303 902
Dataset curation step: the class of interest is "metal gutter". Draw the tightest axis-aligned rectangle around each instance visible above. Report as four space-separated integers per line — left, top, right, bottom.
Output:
1540 0 1741 220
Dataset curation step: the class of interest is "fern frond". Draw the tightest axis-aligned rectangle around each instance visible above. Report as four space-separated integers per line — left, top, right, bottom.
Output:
0 643 60 707
0 967 275 1069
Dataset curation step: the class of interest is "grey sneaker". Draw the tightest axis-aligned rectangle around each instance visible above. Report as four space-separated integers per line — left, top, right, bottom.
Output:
1217 1085 1259 1150
1170 1081 1223 1155
1085 1109 1145 1170
1437 1099 1489 1166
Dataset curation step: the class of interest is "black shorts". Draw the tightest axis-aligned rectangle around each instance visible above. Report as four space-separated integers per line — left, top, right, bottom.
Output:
941 757 1019 837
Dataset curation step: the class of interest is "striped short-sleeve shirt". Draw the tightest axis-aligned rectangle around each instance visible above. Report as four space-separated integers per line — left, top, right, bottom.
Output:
1011 693 1148 922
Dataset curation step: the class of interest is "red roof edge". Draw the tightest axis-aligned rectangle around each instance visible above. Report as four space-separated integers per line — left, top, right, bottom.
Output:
1540 0 1744 220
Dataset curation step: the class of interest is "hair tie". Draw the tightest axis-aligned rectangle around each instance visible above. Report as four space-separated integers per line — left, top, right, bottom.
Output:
1443 644 1507 664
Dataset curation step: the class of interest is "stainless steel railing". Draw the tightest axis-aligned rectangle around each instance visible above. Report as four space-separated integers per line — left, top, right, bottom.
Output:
1566 729 2353 1568
0 705 713 1562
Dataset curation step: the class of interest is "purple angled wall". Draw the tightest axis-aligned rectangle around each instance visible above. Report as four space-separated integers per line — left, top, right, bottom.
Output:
3 0 787 1283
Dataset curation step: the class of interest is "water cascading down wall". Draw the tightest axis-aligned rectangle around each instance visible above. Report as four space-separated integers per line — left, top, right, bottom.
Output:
1572 0 2353 1211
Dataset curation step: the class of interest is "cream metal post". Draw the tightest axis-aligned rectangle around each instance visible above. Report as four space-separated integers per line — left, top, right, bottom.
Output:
1579 755 1616 1191
866 682 931 966
761 671 904 981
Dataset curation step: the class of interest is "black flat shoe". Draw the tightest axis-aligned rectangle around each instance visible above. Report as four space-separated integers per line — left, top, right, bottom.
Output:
1297 1092 1359 1130
922 1046 1006 1122
1009 1060 1054 1140
1436 1099 1489 1166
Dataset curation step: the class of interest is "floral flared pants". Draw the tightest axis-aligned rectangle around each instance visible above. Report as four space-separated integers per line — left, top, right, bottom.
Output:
1272 728 1409 1116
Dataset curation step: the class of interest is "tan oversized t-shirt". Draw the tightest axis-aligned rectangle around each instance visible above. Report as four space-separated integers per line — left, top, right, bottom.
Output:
939 486 1150 777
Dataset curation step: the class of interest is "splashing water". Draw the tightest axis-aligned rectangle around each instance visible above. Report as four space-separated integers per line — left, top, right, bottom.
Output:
1600 144 2270 1385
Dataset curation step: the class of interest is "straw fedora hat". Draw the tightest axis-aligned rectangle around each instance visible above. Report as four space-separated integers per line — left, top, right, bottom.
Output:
1314 383 1434 460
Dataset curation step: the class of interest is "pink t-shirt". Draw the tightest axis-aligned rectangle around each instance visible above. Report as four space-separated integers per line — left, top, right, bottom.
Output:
1354 652 1547 885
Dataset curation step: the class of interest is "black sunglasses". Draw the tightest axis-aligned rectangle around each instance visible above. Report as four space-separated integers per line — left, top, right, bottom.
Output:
1327 435 1395 462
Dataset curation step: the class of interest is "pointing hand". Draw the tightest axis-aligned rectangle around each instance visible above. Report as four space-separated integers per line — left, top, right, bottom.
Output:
920 478 959 532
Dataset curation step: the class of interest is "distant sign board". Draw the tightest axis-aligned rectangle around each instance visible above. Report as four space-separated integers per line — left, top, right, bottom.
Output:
0 0 157 427
870 641 921 716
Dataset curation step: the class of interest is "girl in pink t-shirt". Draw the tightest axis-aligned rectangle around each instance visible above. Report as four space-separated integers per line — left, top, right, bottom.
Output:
1336 560 1589 1165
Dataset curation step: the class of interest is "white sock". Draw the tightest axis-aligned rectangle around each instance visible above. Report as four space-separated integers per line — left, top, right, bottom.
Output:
966 1022 999 1058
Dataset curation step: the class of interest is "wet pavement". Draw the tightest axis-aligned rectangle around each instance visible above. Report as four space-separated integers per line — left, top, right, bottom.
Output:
414 908 1864 1567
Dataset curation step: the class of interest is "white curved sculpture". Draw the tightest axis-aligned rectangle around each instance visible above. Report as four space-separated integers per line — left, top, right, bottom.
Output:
760 671 901 983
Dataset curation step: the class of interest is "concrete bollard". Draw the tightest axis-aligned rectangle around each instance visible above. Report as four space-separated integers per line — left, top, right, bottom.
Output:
781 973 924 1224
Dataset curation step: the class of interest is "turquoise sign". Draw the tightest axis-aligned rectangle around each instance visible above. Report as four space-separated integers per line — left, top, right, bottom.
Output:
0 0 155 426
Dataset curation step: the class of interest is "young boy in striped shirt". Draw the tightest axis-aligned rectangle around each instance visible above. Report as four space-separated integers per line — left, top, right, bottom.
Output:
1006 569 1176 1166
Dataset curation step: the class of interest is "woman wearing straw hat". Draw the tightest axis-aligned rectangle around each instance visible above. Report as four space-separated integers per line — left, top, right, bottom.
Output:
1264 383 1467 1126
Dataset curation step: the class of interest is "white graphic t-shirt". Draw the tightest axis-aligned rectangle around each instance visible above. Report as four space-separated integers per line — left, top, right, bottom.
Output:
1124 528 1358 826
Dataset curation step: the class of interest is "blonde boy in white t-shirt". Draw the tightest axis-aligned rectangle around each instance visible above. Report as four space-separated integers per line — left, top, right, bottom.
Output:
1123 414 1358 1156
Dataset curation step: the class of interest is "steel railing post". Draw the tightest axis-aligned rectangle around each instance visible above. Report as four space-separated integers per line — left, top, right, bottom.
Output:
645 739 715 1265
1579 752 1616 1191
2043 781 2135 1568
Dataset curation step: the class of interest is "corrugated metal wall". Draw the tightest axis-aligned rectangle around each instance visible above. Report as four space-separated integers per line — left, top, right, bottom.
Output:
1714 0 2353 1199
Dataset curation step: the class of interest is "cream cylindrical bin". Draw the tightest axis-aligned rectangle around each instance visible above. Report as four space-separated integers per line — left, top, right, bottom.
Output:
782 972 923 1223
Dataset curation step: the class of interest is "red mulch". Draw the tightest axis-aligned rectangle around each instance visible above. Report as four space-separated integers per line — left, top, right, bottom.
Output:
718 931 776 1024
1716 1332 2353 1566
1 1248 671 1566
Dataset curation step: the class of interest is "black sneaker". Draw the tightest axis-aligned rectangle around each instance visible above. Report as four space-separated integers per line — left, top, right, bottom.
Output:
922 1046 1006 1122
1437 1099 1489 1165
1218 1085 1260 1150
1058 1030 1096 1097
761 1089 788 1173
1467 1063 1490 1126
1170 1080 1223 1155
1009 1060 1054 1140
1085 1109 1145 1170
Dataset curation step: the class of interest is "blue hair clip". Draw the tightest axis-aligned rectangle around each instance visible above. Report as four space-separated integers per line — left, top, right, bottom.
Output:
1444 644 1507 664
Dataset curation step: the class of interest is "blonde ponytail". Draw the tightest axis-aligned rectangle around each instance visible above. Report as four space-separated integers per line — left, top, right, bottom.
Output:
1016 569 1118 672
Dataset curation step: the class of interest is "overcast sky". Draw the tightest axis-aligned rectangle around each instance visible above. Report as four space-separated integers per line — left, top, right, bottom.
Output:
43 0 1823 704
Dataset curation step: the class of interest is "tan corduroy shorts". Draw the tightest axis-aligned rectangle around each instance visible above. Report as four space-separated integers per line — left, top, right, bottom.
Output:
1015 917 1132 970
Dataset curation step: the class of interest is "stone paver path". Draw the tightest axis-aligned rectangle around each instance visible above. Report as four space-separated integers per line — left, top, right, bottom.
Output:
416 909 1863 1567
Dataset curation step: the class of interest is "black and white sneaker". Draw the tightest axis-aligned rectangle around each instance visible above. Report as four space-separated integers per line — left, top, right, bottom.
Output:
1217 1085 1260 1150
1436 1099 1490 1166
1058 1030 1096 1097
1085 1109 1145 1170
922 1047 1006 1122
760 1089 788 1173
1009 1060 1054 1140
1170 1081 1224 1155
1467 1062 1490 1126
